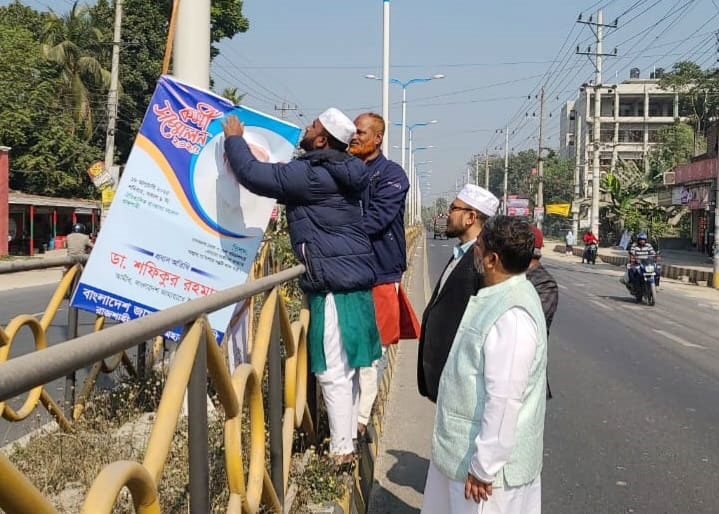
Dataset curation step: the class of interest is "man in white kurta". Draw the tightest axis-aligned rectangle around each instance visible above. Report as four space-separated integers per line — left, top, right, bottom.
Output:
421 216 548 514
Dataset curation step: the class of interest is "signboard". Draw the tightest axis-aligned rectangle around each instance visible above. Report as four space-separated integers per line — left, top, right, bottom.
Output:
545 203 571 217
579 218 590 229
671 187 683 205
71 76 301 342
507 197 529 209
507 207 530 216
533 207 544 222
674 158 717 184
87 161 113 190
101 189 115 209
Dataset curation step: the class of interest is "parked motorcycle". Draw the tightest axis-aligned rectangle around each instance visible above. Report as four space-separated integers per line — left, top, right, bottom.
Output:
626 256 660 306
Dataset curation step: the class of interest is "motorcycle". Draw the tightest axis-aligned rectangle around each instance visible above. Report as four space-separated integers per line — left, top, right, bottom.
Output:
583 243 597 264
626 256 660 306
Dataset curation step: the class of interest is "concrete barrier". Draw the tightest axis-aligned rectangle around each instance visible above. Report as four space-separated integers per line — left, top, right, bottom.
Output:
552 244 714 287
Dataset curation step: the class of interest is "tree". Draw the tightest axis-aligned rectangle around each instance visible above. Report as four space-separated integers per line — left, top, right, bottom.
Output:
221 87 246 105
41 2 112 138
648 120 704 180
660 61 719 154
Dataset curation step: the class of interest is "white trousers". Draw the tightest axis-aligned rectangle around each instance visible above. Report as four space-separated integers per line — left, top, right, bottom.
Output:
315 293 359 455
357 346 387 425
421 461 542 514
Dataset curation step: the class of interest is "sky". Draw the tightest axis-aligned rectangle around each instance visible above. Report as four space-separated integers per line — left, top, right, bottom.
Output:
9 0 718 201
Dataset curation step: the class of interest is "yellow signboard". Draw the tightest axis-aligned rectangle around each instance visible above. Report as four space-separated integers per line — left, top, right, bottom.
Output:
546 203 571 217
101 189 115 209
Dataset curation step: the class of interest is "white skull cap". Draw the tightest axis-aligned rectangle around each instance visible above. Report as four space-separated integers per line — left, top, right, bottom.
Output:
318 107 356 145
456 184 499 217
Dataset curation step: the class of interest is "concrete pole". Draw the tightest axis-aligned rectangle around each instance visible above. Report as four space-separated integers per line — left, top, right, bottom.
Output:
537 86 545 230
503 124 509 215
475 156 480 185
102 0 122 224
401 87 407 170
573 114 582 237
713 127 719 288
485 151 490 189
590 9 603 238
173 0 210 89
0 147 9 257
382 0 390 155
408 130 413 222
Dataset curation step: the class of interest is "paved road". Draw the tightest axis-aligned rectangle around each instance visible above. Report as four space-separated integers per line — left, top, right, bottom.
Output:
427 235 719 513
0 283 126 445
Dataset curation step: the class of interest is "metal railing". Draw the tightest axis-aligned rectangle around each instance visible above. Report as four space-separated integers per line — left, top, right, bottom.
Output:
0 225 422 513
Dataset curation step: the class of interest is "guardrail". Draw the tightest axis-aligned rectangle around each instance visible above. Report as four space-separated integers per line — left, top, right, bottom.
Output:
0 225 423 513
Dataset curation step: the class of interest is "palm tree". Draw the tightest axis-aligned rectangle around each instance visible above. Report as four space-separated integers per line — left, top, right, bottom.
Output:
41 1 111 138
221 87 246 106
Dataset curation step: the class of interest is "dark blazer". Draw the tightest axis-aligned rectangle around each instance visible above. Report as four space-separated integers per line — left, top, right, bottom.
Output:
417 243 482 402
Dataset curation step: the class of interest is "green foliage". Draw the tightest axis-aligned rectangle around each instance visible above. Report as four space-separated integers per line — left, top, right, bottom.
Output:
0 0 250 199
648 121 704 179
221 87 246 105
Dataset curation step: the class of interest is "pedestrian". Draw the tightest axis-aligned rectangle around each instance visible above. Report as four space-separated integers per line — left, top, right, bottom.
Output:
421 216 547 514
565 229 574 256
348 112 419 441
223 108 382 466
526 225 558 399
417 184 499 403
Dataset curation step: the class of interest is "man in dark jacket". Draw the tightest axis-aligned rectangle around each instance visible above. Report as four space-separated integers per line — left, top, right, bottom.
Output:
223 108 382 464
526 224 559 398
417 184 499 402
349 112 413 437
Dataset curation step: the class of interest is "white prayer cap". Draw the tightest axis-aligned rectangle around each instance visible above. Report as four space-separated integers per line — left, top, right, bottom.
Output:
456 184 499 217
318 107 356 145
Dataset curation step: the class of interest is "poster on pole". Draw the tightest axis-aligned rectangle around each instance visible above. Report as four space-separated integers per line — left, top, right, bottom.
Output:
71 76 301 343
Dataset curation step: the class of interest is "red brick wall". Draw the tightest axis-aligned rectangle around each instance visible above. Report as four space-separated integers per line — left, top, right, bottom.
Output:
0 147 8 256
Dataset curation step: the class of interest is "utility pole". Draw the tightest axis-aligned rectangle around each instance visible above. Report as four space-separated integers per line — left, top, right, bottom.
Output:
382 0 390 154
713 116 719 288
503 124 509 215
485 151 490 189
102 0 123 223
274 102 298 120
467 167 471 185
573 114 582 237
475 156 480 185
537 86 545 230
577 9 617 238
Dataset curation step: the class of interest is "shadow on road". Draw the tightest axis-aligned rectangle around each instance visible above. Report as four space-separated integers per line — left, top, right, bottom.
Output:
386 449 429 494
597 294 640 304
369 485 421 514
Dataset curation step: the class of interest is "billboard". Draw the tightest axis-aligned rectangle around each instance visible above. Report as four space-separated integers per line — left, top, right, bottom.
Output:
71 76 301 342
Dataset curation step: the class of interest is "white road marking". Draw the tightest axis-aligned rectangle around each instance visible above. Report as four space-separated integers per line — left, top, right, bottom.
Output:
557 284 568 290
653 329 706 349
441 244 449 247
699 303 719 311
589 299 612 311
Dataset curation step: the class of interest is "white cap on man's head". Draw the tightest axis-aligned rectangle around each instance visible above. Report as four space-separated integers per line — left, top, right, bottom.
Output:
318 107 356 145
456 184 499 217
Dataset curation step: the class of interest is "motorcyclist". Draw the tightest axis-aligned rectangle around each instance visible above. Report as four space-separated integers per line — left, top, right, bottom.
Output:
582 230 598 264
627 232 658 292
66 223 93 258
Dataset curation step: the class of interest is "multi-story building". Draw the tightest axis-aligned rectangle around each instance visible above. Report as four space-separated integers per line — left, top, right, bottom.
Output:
560 70 687 197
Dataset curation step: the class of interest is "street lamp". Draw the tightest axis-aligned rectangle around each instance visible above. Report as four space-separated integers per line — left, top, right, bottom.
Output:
411 145 435 224
366 73 444 172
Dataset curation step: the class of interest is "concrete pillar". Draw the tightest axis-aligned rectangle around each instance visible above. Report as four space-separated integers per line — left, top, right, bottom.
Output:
0 146 9 256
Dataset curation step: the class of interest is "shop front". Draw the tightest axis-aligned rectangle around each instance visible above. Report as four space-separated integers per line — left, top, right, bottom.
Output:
672 157 717 254
8 192 100 256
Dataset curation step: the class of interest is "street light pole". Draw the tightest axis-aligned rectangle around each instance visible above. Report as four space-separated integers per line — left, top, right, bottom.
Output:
713 126 719 289
504 124 509 215
401 88 407 171
382 0 390 154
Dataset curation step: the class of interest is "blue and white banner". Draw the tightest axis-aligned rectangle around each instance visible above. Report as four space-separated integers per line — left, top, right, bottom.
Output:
71 76 301 342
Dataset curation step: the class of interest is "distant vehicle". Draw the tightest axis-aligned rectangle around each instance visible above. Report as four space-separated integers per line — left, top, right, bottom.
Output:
433 216 447 239
626 256 660 306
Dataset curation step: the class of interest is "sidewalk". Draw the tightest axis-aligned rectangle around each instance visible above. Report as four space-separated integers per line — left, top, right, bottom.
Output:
368 237 432 514
552 243 715 286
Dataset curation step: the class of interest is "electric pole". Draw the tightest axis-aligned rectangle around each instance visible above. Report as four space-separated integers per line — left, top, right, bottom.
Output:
102 0 123 223
485 151 490 189
475 156 480 185
274 102 299 120
382 0 390 154
573 114 582 237
577 9 617 238
503 124 509 215
537 86 545 230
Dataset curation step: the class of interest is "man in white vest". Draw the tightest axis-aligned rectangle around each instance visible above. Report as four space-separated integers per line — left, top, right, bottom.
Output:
421 216 547 514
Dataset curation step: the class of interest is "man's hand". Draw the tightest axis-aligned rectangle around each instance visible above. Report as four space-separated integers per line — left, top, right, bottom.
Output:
222 115 244 139
464 473 492 503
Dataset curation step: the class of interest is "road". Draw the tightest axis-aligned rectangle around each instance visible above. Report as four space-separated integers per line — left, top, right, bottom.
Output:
0 282 126 446
425 235 719 513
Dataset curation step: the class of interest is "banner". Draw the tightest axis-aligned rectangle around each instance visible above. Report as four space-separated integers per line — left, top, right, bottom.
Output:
71 76 301 342
546 203 571 217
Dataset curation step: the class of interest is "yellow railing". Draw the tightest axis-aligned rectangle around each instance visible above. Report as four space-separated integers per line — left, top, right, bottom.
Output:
0 225 423 513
